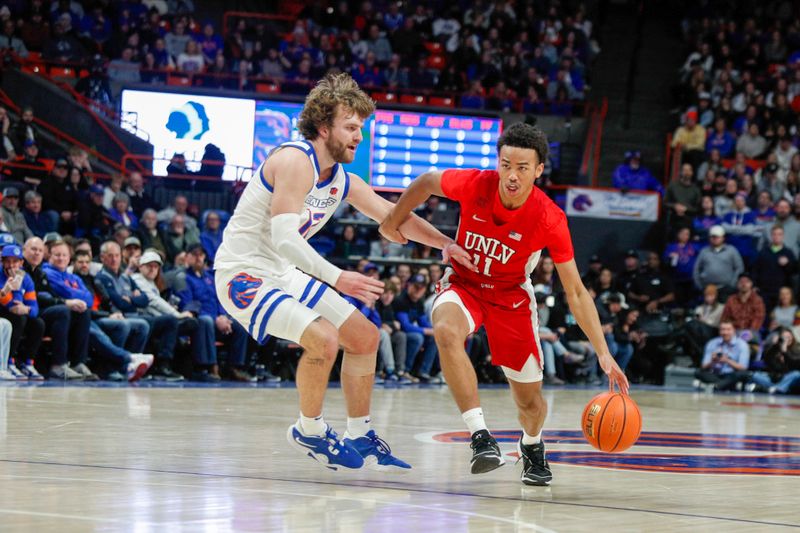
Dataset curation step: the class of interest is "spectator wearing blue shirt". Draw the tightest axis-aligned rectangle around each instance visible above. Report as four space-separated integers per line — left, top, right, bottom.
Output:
22 190 58 239
692 195 721 239
177 244 254 382
705 118 736 157
611 151 664 194
721 193 759 265
196 22 223 65
392 274 438 382
695 320 750 391
0 244 44 379
663 227 703 305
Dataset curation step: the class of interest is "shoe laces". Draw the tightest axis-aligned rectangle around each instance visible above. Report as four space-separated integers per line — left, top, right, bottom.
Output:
324 426 346 448
366 432 392 455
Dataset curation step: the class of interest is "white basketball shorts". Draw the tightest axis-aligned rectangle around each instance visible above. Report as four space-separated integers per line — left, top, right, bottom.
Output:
216 265 356 344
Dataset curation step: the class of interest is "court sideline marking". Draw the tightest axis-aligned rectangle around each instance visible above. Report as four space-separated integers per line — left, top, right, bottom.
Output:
1 458 798 529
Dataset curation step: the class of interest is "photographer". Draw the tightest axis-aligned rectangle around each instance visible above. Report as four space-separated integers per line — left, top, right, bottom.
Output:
695 320 750 392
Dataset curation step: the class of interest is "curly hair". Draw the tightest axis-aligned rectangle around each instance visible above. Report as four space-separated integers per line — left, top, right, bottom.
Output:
297 73 375 140
496 122 550 165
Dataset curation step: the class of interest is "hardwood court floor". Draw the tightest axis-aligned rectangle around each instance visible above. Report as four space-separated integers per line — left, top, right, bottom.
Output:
0 382 798 532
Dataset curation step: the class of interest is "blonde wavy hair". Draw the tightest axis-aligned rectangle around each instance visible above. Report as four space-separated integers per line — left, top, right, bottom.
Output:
297 73 375 140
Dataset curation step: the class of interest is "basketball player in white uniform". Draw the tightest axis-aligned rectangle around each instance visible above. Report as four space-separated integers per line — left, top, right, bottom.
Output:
215 73 474 471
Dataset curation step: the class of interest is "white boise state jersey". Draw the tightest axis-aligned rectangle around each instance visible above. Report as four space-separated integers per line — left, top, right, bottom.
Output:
215 140 351 277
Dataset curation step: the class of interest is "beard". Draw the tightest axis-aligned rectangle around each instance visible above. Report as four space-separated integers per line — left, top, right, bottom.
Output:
325 135 352 163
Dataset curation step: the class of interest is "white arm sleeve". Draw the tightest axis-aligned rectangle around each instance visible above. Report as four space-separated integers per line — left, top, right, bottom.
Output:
271 212 342 286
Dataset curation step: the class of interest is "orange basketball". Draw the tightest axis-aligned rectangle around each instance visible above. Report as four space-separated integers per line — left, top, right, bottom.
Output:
581 392 642 453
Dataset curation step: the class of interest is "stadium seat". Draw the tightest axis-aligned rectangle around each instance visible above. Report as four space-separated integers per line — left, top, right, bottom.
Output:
400 94 426 105
424 42 443 54
167 75 191 86
371 92 397 103
256 82 280 94
429 96 455 108
426 55 446 70
49 66 75 78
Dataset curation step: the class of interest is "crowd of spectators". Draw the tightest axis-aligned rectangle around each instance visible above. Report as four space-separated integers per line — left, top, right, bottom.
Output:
0 0 596 113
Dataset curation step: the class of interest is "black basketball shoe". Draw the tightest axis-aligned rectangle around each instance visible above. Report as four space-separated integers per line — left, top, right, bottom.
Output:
518 438 553 486
470 430 505 474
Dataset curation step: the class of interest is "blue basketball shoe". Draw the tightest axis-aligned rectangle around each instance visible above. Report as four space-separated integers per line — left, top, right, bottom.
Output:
344 430 412 473
286 424 365 471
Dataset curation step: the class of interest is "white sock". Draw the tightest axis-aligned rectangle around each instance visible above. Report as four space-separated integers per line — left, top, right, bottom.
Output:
299 413 326 436
346 416 371 437
462 407 488 435
522 430 542 445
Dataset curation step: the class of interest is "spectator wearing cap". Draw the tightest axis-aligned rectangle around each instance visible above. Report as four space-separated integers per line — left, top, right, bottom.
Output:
39 157 79 233
581 254 603 287
720 272 765 343
663 227 702 305
693 225 744 296
665 163 701 231
11 106 40 153
362 262 380 280
705 118 736 157
617 249 642 297
78 184 112 243
611 151 664 195
107 192 138 230
757 163 785 205
721 192 759 264
133 250 219 382
671 110 707 169
122 236 142 274
200 210 223 263
752 225 797 312
1 187 33 245
393 273 439 382
736 123 768 159
22 190 58 239
0 244 45 380
9 139 48 185
177 243 254 382
41 240 100 380
696 92 714 127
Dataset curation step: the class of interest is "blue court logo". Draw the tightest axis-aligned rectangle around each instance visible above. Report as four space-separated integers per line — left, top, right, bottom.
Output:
227 273 263 309
166 101 210 140
421 429 800 476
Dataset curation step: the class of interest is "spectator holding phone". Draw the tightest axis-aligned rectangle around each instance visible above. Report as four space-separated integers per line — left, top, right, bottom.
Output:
694 320 750 392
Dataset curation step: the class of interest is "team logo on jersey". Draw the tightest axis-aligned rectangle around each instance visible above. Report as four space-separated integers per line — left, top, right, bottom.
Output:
417 429 800 476
330 187 338 196
227 273 263 309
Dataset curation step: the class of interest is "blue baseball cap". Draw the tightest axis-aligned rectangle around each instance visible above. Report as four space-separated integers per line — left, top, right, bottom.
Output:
89 184 104 195
1 244 23 259
0 233 15 246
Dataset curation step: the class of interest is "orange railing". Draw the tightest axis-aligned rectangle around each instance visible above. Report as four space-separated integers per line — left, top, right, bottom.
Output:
0 89 125 173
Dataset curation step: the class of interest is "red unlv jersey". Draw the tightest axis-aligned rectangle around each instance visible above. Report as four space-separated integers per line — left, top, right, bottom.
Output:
441 168 574 301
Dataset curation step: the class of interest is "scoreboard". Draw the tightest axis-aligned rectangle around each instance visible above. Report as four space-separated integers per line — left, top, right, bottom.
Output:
369 110 502 190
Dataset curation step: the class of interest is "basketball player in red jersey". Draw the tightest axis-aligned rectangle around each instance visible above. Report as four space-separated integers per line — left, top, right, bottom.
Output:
380 123 629 486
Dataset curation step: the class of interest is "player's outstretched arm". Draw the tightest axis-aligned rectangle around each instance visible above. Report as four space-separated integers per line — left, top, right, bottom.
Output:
347 173 477 272
376 171 444 245
555 258 630 394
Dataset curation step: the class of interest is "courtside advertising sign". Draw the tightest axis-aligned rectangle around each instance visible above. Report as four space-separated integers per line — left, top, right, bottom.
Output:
566 187 659 222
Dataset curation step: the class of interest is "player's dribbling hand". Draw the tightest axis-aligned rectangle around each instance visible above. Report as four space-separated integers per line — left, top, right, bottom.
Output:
443 243 478 272
378 215 408 244
336 271 385 305
598 353 629 395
